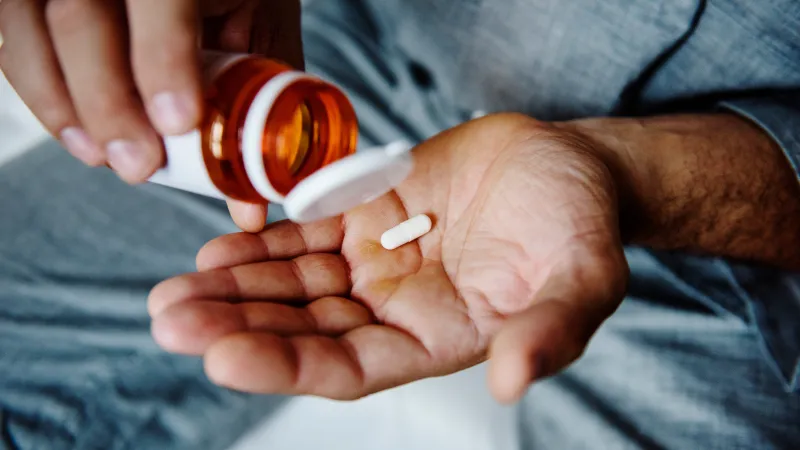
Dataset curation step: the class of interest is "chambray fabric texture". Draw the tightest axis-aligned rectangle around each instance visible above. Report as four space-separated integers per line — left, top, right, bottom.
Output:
1 0 799 449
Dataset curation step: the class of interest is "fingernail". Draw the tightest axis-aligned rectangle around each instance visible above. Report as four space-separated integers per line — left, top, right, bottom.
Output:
150 91 195 135
60 127 104 165
107 139 151 181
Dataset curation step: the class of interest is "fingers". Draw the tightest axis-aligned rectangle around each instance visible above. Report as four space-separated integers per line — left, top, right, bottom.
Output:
204 325 432 399
126 0 202 136
226 199 269 233
148 253 351 316
152 296 372 355
0 0 103 165
46 0 163 182
487 254 627 404
196 217 344 270
2 0 208 179
249 0 304 69
208 0 258 51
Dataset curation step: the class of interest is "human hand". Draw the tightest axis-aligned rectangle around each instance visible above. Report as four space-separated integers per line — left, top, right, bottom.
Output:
148 113 630 403
0 0 302 185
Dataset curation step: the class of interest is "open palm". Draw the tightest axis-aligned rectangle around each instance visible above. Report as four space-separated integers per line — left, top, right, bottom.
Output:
148 114 629 402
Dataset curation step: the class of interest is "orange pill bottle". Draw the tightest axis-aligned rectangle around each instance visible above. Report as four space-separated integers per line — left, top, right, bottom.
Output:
151 51 414 223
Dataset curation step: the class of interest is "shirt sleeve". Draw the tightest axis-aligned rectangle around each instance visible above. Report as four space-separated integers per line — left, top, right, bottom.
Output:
719 92 800 184
717 92 800 393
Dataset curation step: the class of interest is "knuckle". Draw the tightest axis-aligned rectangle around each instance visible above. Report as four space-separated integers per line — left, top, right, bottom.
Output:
492 112 546 132
469 112 547 141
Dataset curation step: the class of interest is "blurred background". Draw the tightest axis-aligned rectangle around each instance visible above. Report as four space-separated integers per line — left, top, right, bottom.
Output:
0 71 48 164
0 70 520 450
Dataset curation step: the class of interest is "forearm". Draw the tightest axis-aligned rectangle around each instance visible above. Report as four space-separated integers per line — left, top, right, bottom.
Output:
568 113 800 270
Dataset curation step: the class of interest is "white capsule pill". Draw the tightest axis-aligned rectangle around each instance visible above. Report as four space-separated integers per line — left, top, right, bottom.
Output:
381 214 433 250
470 110 488 120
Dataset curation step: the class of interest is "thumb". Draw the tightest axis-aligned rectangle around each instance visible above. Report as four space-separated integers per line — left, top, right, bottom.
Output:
487 254 627 404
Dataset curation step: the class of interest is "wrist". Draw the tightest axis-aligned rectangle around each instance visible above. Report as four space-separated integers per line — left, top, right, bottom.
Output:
559 113 800 268
555 116 668 247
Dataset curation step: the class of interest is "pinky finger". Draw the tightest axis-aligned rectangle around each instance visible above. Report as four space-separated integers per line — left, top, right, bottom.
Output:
0 1 103 165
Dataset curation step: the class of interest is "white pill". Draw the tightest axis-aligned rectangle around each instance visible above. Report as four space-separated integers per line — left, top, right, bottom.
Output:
470 110 488 120
381 214 433 250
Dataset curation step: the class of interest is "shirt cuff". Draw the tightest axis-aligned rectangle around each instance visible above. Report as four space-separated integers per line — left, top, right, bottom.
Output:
719 94 800 184
717 94 800 392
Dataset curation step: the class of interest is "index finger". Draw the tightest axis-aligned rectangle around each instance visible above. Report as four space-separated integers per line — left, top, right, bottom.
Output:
126 0 202 136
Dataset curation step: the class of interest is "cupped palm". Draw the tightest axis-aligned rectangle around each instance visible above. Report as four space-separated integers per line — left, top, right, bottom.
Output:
149 114 628 402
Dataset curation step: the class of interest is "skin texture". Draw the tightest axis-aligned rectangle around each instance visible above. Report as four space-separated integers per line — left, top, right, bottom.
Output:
3 1 798 403
0 0 301 230
149 114 631 403
149 112 800 403
571 114 800 271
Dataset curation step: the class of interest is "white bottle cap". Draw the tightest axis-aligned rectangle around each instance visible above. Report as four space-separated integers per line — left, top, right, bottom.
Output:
241 71 318 203
283 141 415 223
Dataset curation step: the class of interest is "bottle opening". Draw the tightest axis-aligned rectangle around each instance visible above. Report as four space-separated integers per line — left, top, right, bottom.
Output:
278 101 313 176
263 79 358 196
200 57 290 203
199 56 358 203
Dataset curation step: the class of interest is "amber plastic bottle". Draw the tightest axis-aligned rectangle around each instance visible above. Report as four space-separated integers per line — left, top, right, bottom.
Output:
151 51 359 204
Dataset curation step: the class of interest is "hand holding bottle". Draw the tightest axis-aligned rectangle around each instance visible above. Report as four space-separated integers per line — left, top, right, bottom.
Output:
0 0 302 186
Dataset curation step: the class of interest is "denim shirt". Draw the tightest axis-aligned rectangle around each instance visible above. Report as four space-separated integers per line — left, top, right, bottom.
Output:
361 0 800 391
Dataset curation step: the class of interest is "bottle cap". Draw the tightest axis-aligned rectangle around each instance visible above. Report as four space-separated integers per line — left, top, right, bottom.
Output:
283 141 415 223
